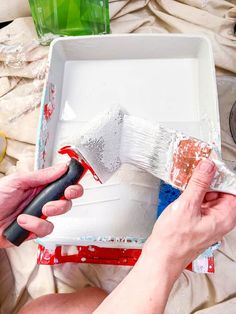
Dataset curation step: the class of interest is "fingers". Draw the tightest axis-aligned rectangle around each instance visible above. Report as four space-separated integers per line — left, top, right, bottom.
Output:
201 195 236 236
184 160 216 209
64 184 84 200
15 184 84 241
19 163 68 188
17 214 54 238
41 185 83 217
204 192 219 202
42 199 72 216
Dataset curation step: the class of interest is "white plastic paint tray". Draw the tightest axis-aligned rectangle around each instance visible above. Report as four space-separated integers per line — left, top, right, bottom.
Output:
35 34 220 266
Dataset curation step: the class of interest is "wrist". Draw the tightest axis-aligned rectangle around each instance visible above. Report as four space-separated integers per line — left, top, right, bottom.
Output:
126 252 177 313
140 236 185 283
95 237 180 314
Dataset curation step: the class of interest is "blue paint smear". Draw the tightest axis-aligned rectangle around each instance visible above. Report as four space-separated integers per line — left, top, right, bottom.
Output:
157 181 181 218
156 182 221 264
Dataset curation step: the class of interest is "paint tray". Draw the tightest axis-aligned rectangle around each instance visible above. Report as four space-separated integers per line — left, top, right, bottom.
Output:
35 34 220 268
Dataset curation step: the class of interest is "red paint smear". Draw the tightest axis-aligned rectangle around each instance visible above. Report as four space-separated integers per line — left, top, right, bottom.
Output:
38 245 141 266
58 146 100 182
44 103 54 121
37 245 214 272
208 256 215 273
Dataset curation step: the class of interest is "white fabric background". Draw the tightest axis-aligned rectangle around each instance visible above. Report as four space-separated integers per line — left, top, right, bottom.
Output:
0 1 235 313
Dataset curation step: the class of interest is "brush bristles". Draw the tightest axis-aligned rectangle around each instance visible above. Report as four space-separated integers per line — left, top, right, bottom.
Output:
120 115 179 182
74 106 185 185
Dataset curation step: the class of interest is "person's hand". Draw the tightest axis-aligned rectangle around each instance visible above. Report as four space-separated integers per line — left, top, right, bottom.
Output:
0 163 83 248
95 160 236 314
143 159 236 279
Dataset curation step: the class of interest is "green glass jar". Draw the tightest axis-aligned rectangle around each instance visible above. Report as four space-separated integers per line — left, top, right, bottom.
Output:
28 0 110 44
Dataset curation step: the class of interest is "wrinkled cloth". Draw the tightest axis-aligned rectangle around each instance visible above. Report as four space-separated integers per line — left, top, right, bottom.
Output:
110 0 236 75
0 1 236 313
0 18 47 175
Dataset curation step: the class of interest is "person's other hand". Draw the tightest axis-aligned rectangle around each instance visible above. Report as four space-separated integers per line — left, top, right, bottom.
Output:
144 159 236 279
0 163 83 248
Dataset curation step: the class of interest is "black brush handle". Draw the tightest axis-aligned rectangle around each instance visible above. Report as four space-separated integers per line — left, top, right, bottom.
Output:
3 158 85 246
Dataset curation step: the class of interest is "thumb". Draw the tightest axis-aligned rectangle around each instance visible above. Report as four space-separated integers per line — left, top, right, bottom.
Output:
20 163 68 188
183 159 216 207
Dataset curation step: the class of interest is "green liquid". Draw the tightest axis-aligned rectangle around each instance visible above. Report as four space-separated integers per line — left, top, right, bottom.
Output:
29 0 110 44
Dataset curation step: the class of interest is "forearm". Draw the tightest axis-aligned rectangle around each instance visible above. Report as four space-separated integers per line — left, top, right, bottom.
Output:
94 253 177 314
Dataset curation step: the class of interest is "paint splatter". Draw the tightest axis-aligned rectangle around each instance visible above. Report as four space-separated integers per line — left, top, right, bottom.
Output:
171 138 211 189
38 82 56 168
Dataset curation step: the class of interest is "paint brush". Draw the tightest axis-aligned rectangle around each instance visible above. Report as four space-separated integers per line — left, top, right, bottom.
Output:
8 105 234 248
120 115 236 195
73 106 236 195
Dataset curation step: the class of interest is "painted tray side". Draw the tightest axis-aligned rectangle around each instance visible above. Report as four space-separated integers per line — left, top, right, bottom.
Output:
35 35 220 254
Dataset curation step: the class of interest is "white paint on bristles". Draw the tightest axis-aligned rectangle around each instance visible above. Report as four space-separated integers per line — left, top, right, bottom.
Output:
77 105 236 194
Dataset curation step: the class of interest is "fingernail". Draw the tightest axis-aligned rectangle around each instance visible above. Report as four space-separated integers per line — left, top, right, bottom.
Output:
44 205 56 216
70 189 78 199
199 160 215 173
53 163 67 171
18 215 27 224
47 222 54 233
